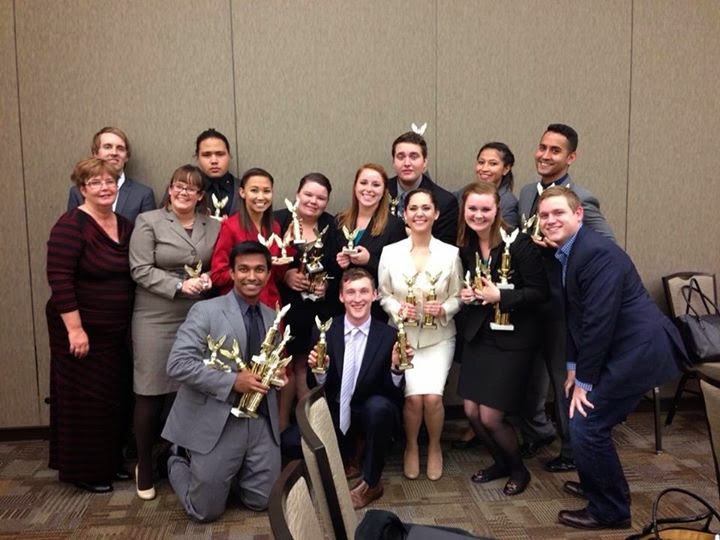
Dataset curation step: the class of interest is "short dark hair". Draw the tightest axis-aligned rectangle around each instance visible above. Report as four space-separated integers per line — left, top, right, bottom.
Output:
341 267 375 290
298 172 332 195
229 241 272 270
404 187 438 211
545 123 579 153
391 131 428 158
195 128 231 156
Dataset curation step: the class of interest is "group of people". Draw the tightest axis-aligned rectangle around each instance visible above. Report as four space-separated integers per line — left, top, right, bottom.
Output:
45 123 687 531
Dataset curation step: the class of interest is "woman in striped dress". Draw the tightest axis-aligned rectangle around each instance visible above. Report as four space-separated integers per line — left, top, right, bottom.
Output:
46 158 135 493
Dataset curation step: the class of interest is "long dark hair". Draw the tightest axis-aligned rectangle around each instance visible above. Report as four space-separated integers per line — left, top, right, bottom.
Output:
237 167 275 235
477 141 515 192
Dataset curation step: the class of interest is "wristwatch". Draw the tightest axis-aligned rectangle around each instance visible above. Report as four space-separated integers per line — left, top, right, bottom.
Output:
175 281 183 293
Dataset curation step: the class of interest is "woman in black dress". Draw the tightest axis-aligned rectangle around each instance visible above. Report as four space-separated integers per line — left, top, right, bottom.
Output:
46 158 135 493
335 163 405 322
457 182 547 496
276 172 340 430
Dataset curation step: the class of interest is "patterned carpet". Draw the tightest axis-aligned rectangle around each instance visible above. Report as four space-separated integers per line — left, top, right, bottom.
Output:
0 410 717 539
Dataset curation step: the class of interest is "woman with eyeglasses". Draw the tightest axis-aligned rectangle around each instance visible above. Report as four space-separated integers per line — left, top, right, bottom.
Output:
128 165 220 500
46 158 136 494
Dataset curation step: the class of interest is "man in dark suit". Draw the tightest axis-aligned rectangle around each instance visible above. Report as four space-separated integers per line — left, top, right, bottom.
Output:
162 241 284 522
308 267 410 509
387 131 458 244
68 127 155 223
537 187 685 530
194 128 241 218
516 123 615 473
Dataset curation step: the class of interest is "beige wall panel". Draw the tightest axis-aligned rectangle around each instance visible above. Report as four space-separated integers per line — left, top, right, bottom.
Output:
0 0 41 427
232 0 435 210
437 1 631 243
628 0 720 300
15 0 237 424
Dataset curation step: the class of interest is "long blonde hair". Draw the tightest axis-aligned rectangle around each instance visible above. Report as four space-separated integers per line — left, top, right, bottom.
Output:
336 163 390 236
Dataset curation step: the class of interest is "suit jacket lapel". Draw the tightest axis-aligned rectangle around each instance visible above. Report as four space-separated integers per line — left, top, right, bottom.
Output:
164 208 196 251
190 213 208 247
329 320 346 378
355 321 381 390
116 179 131 214
221 292 249 363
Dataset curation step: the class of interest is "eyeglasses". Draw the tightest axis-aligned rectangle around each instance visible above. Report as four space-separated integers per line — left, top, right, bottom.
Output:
85 179 117 189
172 183 200 195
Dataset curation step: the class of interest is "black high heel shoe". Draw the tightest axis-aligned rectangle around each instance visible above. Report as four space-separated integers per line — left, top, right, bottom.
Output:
470 463 509 484
503 468 531 496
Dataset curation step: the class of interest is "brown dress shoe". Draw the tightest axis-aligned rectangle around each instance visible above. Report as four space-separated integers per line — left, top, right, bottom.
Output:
344 462 361 480
350 480 384 509
558 508 630 530
563 480 585 499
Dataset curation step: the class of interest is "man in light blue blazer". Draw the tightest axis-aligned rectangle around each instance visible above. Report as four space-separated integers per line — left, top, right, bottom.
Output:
516 124 615 473
67 127 155 223
162 241 283 522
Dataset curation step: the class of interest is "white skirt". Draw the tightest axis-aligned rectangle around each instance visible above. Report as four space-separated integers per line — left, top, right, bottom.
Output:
404 338 455 396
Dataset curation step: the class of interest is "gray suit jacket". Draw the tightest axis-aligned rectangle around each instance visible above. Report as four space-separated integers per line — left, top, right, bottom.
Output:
517 174 616 242
161 292 279 454
68 176 156 224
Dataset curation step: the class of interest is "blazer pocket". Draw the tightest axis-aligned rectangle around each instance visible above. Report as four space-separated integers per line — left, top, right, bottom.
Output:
187 390 208 405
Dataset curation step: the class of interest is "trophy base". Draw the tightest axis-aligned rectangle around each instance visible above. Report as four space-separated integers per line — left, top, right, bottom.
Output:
293 240 307 248
398 362 414 371
342 248 358 255
497 283 515 290
301 292 322 302
404 320 418 327
311 366 328 374
489 322 515 331
422 323 437 329
531 235 543 243
230 407 257 419
209 214 224 222
272 256 294 265
306 264 324 274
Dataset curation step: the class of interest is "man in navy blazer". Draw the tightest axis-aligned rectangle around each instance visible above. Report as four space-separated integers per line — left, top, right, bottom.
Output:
537 187 685 530
67 127 155 223
308 267 409 510
387 131 458 245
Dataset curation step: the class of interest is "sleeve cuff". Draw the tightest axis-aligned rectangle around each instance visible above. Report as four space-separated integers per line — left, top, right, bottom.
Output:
391 372 404 387
575 379 593 392
314 373 328 386
566 362 576 371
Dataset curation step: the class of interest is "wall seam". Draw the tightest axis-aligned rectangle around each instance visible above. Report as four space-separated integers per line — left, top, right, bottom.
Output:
434 0 439 181
229 0 240 176
13 0 42 421
625 0 634 250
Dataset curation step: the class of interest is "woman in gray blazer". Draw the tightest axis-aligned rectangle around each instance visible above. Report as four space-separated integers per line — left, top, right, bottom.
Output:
129 165 220 500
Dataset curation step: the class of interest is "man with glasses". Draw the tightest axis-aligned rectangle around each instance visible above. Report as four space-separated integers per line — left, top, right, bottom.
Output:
68 127 156 223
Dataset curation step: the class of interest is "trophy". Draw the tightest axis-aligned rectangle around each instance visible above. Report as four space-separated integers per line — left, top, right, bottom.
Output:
210 193 228 221
311 316 332 374
490 228 519 331
185 260 210 290
285 198 306 247
306 226 328 274
219 338 247 371
393 312 413 371
464 253 492 304
402 272 419 326
521 213 542 241
389 194 402 218
421 271 442 329
269 233 294 265
203 335 232 372
231 325 294 419
341 226 360 255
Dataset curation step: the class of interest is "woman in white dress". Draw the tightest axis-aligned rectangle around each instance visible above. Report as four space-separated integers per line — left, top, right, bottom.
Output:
378 188 462 481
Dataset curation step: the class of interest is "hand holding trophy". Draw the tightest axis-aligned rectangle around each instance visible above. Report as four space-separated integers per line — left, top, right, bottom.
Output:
184 260 211 291
310 316 333 374
402 272 419 326
341 226 360 255
489 228 518 331
204 335 231 372
392 311 414 370
421 271 442 329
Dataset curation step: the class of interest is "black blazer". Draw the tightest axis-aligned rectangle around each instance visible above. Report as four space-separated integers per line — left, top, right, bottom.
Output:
458 232 548 350
388 174 458 245
564 226 684 397
308 316 403 408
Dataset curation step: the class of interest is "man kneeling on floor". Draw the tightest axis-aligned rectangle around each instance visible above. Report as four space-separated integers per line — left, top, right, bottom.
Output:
162 241 285 522
308 267 412 509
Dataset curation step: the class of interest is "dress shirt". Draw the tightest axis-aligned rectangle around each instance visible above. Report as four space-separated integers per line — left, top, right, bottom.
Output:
112 172 126 213
529 173 570 216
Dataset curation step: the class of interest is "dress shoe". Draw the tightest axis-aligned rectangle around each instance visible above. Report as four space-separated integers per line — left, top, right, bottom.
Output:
114 468 132 481
563 480 585 499
558 508 631 530
350 480 384 510
503 468 531 496
451 436 481 450
544 455 576 472
74 481 113 494
520 435 555 459
470 463 509 484
403 447 419 480
135 465 156 501
344 462 361 480
426 444 443 481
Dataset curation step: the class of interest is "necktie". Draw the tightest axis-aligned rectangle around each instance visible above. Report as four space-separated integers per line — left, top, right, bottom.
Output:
339 328 360 434
247 304 268 416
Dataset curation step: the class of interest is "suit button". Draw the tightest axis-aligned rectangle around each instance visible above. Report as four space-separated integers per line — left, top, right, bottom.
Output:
191 249 197 256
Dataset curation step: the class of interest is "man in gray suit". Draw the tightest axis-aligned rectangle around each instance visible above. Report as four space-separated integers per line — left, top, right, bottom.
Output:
67 127 156 223
162 241 283 522
516 124 615 473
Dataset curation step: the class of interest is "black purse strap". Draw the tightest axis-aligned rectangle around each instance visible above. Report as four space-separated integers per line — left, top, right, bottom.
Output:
642 487 720 537
681 277 720 317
